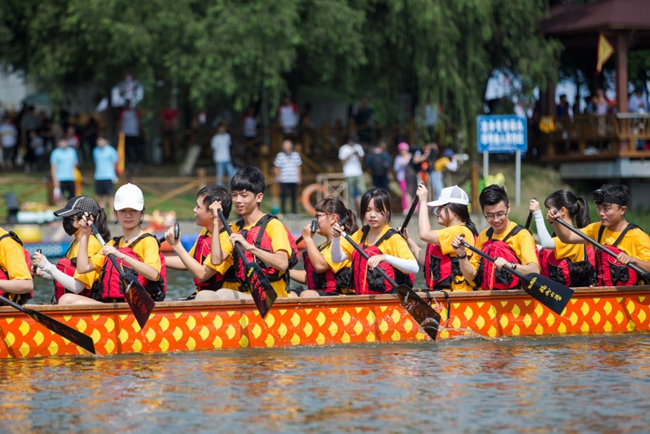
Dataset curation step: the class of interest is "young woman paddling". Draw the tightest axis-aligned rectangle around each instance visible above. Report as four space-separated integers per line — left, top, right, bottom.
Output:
529 190 596 287
70 183 165 305
549 184 650 286
405 184 478 291
331 188 418 294
32 196 110 304
289 197 357 297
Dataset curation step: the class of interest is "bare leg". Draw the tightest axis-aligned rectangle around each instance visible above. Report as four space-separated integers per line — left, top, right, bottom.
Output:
58 293 103 306
299 290 322 298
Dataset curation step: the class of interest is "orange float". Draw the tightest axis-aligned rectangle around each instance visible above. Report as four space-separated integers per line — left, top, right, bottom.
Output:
300 183 327 216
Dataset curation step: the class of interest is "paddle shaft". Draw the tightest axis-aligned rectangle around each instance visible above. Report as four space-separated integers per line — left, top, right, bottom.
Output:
159 222 180 244
295 219 317 245
400 196 419 235
460 239 528 281
525 197 537 230
341 232 399 287
552 214 649 278
216 211 251 267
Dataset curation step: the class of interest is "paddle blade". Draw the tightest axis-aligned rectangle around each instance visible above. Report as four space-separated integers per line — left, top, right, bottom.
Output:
27 308 96 354
121 273 155 329
395 285 440 340
245 262 277 318
520 273 574 315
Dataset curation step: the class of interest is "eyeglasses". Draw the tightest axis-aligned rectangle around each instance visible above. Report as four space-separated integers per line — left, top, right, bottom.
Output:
315 212 335 219
484 211 507 221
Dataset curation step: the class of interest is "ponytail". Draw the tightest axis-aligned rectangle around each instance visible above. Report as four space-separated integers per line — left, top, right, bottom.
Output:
574 196 591 229
544 189 591 229
343 209 358 234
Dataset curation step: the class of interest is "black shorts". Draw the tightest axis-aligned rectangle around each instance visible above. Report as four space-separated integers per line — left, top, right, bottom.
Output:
59 181 76 200
95 179 115 196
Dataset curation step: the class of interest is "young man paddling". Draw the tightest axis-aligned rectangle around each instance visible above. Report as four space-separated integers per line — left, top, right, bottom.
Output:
164 185 236 300
549 184 650 286
210 166 296 299
0 226 34 304
451 184 539 290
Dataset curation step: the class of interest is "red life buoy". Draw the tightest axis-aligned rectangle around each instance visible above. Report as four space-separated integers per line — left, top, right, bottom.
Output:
300 184 327 216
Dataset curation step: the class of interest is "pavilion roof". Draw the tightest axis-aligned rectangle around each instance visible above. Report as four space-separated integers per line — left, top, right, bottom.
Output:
542 0 650 36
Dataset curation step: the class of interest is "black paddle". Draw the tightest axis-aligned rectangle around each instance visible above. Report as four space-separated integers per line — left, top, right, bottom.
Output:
551 211 650 281
0 294 95 354
400 196 419 235
341 231 440 340
217 210 277 318
90 223 155 329
525 197 537 230
458 235 573 315
295 218 318 245
159 223 180 244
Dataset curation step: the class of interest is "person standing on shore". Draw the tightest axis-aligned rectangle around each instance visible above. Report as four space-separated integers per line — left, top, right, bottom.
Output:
274 138 302 217
211 123 234 186
93 136 119 217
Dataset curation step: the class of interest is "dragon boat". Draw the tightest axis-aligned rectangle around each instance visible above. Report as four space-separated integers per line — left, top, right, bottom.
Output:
1 285 650 359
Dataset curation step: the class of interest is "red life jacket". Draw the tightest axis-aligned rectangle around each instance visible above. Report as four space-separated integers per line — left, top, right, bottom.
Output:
232 215 298 286
423 239 474 291
52 244 93 303
475 225 527 290
0 231 34 305
303 241 353 294
92 234 167 302
538 244 597 288
595 224 641 287
352 226 414 295
193 228 227 292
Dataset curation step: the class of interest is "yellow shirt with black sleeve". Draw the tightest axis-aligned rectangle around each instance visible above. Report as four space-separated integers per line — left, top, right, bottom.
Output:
581 222 650 262
227 216 292 298
470 221 539 272
69 236 103 289
320 240 353 294
87 234 162 278
189 227 236 290
0 228 32 288
341 224 416 264
433 225 476 291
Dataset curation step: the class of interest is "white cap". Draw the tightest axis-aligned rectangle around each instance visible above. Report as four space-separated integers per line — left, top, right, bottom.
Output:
114 183 145 211
427 185 469 208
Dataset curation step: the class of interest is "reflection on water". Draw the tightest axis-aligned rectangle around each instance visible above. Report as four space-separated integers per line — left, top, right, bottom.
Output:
1 334 650 432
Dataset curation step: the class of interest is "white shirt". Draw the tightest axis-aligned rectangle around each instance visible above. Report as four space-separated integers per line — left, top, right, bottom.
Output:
338 143 365 177
274 151 302 183
278 104 298 132
211 133 232 162
0 123 17 148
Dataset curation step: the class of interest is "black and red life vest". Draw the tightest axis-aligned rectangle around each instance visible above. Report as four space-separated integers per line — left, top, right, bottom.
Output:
52 243 92 303
423 237 474 291
0 231 33 305
232 215 298 287
475 225 527 290
303 241 353 294
595 223 643 287
192 228 228 292
92 233 167 302
538 244 597 288
352 226 414 294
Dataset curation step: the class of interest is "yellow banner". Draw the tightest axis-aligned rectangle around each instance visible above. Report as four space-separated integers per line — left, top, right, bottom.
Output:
597 33 614 73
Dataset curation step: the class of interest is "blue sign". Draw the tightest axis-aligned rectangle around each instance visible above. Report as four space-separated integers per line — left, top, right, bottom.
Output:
477 115 528 153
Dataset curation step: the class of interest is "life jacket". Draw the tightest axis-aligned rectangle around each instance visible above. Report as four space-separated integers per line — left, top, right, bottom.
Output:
232 215 298 286
423 239 473 291
596 224 642 287
352 226 414 294
303 241 353 294
538 244 597 288
52 243 93 303
193 228 227 292
475 225 526 290
92 233 167 302
0 231 33 305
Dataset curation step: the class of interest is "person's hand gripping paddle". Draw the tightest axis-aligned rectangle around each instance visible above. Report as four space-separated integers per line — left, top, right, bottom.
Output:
458 234 573 315
90 223 155 329
340 231 441 340
295 218 318 245
217 209 277 318
552 210 650 283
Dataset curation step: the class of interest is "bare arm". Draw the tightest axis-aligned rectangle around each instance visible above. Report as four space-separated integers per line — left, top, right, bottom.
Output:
451 235 478 281
230 233 289 272
547 211 587 244
0 279 33 294
416 184 439 245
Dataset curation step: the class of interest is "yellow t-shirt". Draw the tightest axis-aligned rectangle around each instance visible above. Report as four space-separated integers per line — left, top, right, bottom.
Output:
470 221 539 272
582 222 650 262
434 157 451 173
188 227 233 277
432 225 476 291
316 240 353 293
0 228 32 281
342 225 416 268
551 236 587 262
69 236 103 289
88 234 162 278
227 215 292 297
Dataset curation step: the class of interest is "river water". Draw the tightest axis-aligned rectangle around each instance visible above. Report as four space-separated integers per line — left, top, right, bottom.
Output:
3 270 649 432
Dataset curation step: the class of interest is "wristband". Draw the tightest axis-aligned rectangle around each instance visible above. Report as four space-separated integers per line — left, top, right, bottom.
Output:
457 253 467 259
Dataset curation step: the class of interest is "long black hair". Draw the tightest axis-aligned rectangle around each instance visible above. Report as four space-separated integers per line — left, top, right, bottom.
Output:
544 189 590 228
360 188 392 224
315 197 358 234
446 203 479 237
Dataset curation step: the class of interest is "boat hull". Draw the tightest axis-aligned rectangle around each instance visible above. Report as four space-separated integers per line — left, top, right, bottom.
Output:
1 286 649 358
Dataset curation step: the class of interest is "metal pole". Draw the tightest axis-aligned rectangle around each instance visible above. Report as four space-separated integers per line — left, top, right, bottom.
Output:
515 150 521 207
483 151 489 182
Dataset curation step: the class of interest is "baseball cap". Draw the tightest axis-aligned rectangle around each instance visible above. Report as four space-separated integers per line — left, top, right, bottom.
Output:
54 196 102 217
427 185 469 208
114 183 145 211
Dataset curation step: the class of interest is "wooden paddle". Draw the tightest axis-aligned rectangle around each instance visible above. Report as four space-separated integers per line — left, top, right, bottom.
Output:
0 294 95 354
217 210 277 318
552 211 650 281
341 231 440 340
90 223 155 329
400 196 419 235
458 235 573 315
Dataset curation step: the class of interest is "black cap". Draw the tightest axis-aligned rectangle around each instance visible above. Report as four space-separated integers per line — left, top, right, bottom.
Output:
54 196 101 217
